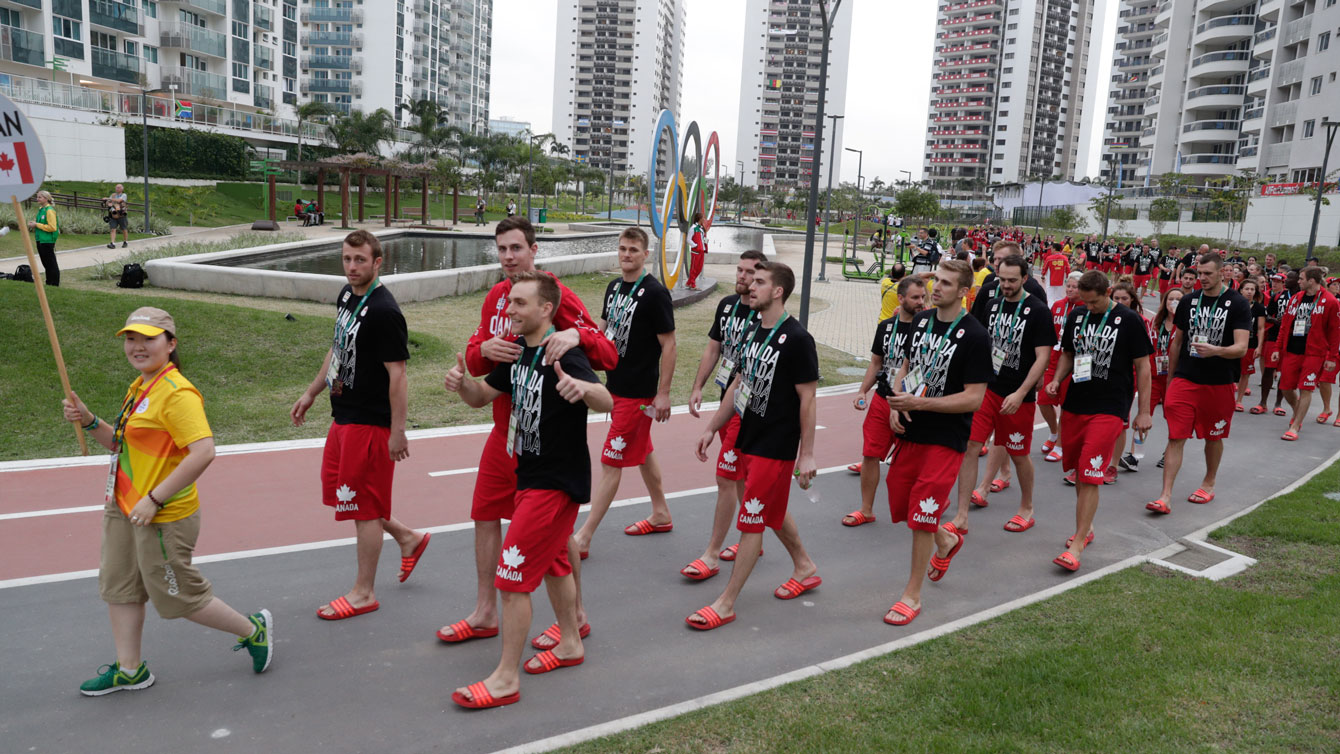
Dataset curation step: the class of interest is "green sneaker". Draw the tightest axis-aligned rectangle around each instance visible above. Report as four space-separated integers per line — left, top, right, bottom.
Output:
233 608 273 673
79 661 154 696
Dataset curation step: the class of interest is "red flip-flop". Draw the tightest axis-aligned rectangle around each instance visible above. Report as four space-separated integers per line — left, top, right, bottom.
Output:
1146 499 1172 515
398 532 432 583
1003 515 1035 532
1282 430 1298 441
1274 407 1288 416
686 606 735 630
530 621 591 650
927 529 965 582
846 462 862 474
624 519 673 535
1250 405 1266 414
579 550 589 560
883 601 920 626
718 543 762 561
316 596 379 621
1187 488 1215 504
452 681 520 710
774 575 822 600
1318 412 1333 424
841 510 876 527
1053 551 1081 572
941 521 968 538
990 478 1011 493
436 619 499 643
680 558 719 581
969 490 988 508
978 445 989 457
1065 530 1095 549
523 650 584 675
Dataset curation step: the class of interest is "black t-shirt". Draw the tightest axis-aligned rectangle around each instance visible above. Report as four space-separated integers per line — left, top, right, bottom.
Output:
1286 293 1317 355
1085 242 1102 264
329 284 411 427
1134 250 1158 275
969 274 1048 324
707 294 757 400
1265 290 1287 342
735 316 820 460
984 294 1056 400
871 315 914 397
1159 253 1178 279
601 274 675 398
1247 301 1266 349
1172 288 1253 385
894 309 992 452
1227 255 1244 266
1060 302 1154 418
1180 252 1196 272
485 343 600 503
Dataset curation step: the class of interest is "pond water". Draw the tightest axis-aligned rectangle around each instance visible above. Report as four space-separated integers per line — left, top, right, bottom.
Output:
206 226 766 276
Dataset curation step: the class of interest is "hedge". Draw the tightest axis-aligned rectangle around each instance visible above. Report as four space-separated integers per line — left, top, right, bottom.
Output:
124 125 249 180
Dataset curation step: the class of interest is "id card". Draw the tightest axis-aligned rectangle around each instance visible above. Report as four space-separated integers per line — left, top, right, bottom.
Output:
991 346 1007 375
1156 354 1169 375
903 367 926 397
1294 316 1309 336
104 453 119 505
734 382 752 416
1190 334 1210 358
713 358 735 390
506 410 518 457
1073 354 1094 383
325 353 340 390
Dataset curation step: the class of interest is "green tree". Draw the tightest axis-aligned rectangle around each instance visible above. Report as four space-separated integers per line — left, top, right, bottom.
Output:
1148 197 1180 236
294 101 334 171
328 108 395 155
1046 206 1080 232
894 186 939 225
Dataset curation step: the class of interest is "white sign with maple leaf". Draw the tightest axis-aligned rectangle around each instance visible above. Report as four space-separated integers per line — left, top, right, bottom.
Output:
0 93 45 201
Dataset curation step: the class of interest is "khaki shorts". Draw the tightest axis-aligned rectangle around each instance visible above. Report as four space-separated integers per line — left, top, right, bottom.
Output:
99 508 213 619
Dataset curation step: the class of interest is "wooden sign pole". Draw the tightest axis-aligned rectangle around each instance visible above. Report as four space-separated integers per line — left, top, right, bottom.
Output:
13 195 87 455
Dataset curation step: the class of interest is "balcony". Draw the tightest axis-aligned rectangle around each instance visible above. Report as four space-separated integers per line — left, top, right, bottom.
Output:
0 0 41 7
1276 58 1305 87
940 26 1001 43
300 77 361 95
167 0 227 16
303 54 361 71
1185 83 1247 108
1181 119 1240 143
1282 16 1311 46
1180 153 1238 174
937 56 995 68
159 66 229 98
934 99 989 110
254 45 273 71
90 1 143 36
939 0 1003 17
1189 50 1250 76
1254 26 1277 51
0 27 44 67
160 23 227 58
253 5 273 32
302 31 359 47
1269 100 1297 128
91 46 142 84
254 83 273 110
1193 14 1255 44
301 7 363 23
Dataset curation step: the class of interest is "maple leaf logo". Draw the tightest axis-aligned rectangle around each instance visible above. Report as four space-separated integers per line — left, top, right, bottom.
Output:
743 498 764 515
501 546 525 568
723 450 737 463
918 497 938 515
1089 455 1104 471
1308 373 1317 382
610 436 627 451
335 484 356 503
0 151 14 176
1008 432 1024 444
1214 420 1226 430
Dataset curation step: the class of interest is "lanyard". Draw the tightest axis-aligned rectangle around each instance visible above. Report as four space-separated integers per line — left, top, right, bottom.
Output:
1158 322 1174 355
745 313 788 383
512 327 556 406
725 299 757 359
609 271 646 329
916 310 966 374
1078 302 1114 355
992 296 1025 346
112 364 177 449
885 317 903 363
1193 291 1221 332
336 280 379 344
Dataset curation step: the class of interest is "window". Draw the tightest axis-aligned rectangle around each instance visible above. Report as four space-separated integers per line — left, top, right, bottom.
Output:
1312 76 1323 95
1320 32 1331 52
91 31 115 51
144 1 157 19
123 40 137 56
1304 119 1316 138
52 16 80 41
144 45 158 64
0 8 21 28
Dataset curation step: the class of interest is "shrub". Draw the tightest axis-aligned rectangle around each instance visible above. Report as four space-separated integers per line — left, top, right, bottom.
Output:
0 205 172 236
124 125 250 180
87 231 306 281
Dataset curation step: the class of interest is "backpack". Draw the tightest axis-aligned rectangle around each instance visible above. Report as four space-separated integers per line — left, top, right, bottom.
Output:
11 264 32 282
117 263 147 289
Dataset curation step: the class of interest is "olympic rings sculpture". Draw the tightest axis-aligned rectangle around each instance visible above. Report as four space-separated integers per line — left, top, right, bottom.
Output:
648 109 720 289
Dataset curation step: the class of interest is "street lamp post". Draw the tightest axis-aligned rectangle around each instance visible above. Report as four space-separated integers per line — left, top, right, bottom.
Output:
139 87 168 233
1306 118 1340 262
845 147 863 274
819 114 844 282
735 160 744 222
1034 174 1048 239
797 0 845 328
1102 155 1118 240
606 145 616 222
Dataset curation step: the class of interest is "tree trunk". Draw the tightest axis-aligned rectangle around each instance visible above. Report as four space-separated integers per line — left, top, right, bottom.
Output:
452 186 459 225
358 174 366 223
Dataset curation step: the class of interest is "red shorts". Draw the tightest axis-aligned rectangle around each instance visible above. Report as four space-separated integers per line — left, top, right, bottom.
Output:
1134 274 1151 289
1279 352 1325 392
472 428 517 521
321 422 394 521
1261 341 1280 369
601 395 654 468
862 394 897 459
1038 352 1070 407
1163 378 1234 441
1122 265 1134 276
968 390 1036 456
716 414 747 481
1085 261 1102 271
1059 412 1124 486
1241 347 1256 377
494 488 578 593
1150 374 1168 408
736 455 795 533
885 441 963 532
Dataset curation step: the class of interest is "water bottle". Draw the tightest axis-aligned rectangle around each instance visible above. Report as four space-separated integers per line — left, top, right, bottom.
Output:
638 404 657 418
794 470 821 503
1132 431 1146 461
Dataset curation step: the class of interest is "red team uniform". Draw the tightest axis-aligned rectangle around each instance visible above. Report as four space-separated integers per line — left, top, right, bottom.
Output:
1039 297 1079 409
1274 288 1340 392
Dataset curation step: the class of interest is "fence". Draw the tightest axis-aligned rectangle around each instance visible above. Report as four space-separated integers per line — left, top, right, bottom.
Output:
22 190 144 215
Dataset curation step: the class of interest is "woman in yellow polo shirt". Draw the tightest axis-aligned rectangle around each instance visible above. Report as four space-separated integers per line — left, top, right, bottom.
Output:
61 306 274 696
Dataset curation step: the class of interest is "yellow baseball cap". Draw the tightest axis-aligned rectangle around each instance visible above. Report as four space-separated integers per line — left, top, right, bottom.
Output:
116 306 176 337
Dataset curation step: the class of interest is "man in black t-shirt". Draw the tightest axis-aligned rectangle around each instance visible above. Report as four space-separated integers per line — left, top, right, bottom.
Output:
845 276 928 528
881 259 991 627
1133 244 1160 300
446 271 613 709
950 255 1055 538
291 230 430 620
1146 253 1251 515
682 250 766 579
969 239 1048 324
689 262 821 630
572 227 677 557
1083 235 1102 271
1255 274 1289 414
1047 270 1153 572
910 227 943 276
1158 247 1179 293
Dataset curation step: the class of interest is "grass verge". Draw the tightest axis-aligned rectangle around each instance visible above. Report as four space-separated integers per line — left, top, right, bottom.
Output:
3 273 853 460
554 464 1340 754
1 232 157 260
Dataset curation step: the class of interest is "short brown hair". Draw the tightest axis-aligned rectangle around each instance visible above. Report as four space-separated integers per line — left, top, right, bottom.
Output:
1078 270 1109 294
495 216 537 246
509 270 561 314
1304 267 1325 284
1197 252 1223 269
343 229 382 259
897 276 926 297
740 249 767 263
755 261 796 301
939 258 973 290
619 226 649 250
996 254 1027 276
992 239 1022 256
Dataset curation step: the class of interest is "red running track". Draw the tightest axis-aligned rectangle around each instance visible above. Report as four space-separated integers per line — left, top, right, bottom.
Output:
0 391 863 582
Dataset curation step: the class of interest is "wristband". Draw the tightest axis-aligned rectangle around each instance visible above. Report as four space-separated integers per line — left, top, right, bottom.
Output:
147 490 164 509
82 416 100 431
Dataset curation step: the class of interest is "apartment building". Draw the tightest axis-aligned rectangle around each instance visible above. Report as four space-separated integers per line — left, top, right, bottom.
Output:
1104 0 1340 188
551 0 685 180
925 0 1105 202
735 0 853 193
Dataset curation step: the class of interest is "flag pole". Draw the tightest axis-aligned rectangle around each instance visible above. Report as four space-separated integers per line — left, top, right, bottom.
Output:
13 194 87 455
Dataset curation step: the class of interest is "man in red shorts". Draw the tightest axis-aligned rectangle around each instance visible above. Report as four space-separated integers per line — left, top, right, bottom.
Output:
1275 267 1340 441
437 216 617 644
1046 270 1152 572
881 259 991 626
291 230 430 620
445 271 613 709
1132 243 1159 301
1254 273 1288 414
846 276 927 527
689 262 821 629
1041 241 1071 307
684 250 766 577
949 253 1054 537
1039 271 1081 462
573 227 677 552
1145 253 1251 515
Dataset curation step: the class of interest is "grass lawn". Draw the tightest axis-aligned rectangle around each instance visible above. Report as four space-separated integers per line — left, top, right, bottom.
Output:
0 232 156 259
4 272 853 461
554 471 1340 753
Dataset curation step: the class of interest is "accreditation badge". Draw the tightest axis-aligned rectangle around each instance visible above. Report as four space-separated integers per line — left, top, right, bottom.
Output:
991 346 1007 375
104 453 119 506
1073 354 1094 383
507 408 519 457
734 382 752 417
902 367 926 397
714 358 735 390
1294 316 1309 337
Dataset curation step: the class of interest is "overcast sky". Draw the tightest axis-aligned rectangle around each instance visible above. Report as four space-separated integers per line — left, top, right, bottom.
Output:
489 0 1117 186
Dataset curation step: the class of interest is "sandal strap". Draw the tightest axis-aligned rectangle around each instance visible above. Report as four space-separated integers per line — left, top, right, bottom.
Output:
467 681 493 705
778 578 802 596
329 596 353 618
694 607 721 627
889 601 916 618
540 623 562 642
683 558 710 575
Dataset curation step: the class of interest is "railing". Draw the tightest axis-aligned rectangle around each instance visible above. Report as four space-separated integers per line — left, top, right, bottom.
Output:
3 0 41 8
1269 100 1297 127
254 83 273 110
1190 50 1250 68
1282 16 1311 46
1243 107 1264 120
1182 119 1241 133
301 7 362 23
89 0 142 35
1182 154 1238 165
174 0 227 15
303 54 359 71
91 47 143 84
1195 14 1255 35
0 27 45 67
253 5 274 31
1276 57 1305 86
159 66 229 97
254 45 273 71
302 31 357 47
1186 84 1247 99
1248 66 1272 82
301 78 361 95
1254 26 1277 45
159 23 227 58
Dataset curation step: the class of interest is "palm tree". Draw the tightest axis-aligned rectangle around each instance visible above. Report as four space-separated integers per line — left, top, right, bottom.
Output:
399 98 443 142
328 108 396 156
294 101 334 173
